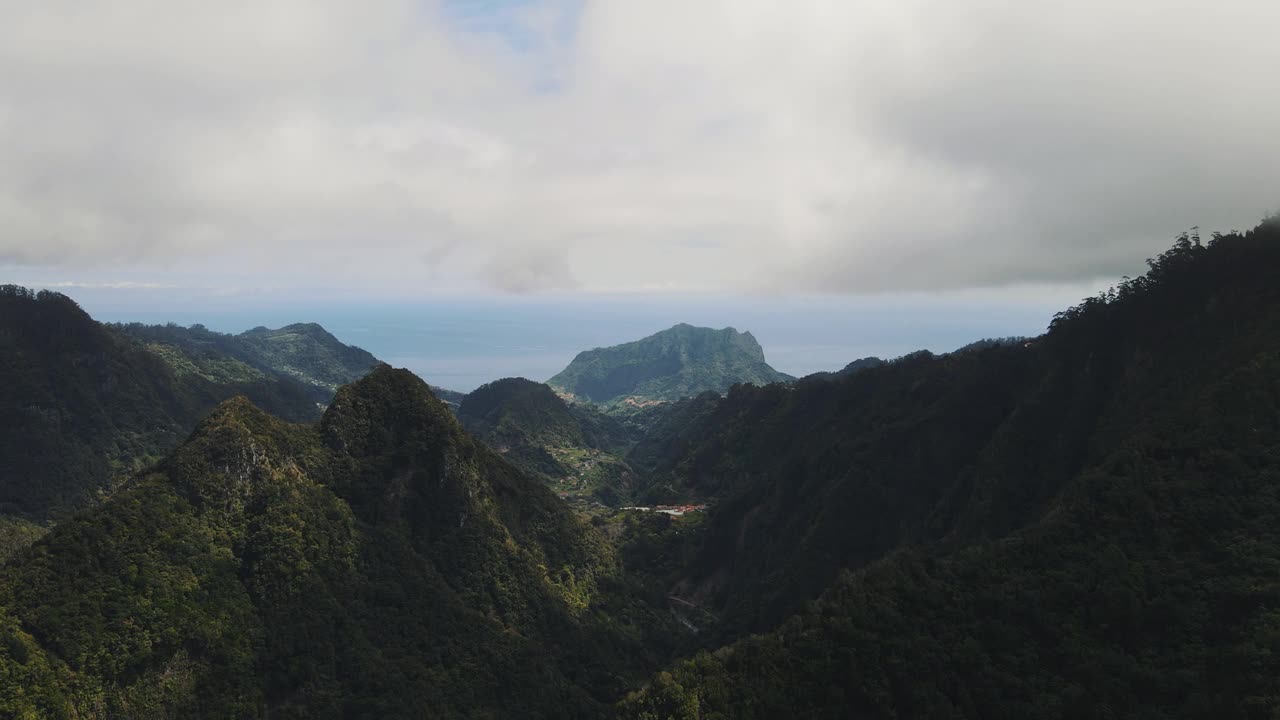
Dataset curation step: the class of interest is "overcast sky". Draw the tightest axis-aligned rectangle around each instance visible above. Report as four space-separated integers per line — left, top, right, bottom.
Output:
1 0 1276 300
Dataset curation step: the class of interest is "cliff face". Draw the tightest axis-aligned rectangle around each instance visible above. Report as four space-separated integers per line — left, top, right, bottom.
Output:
548 323 793 404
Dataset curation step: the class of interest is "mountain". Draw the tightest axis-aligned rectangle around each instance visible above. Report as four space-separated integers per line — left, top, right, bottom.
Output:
0 366 678 718
0 287 320 522
9 221 1280 718
952 335 1031 354
428 384 466 408
617 220 1280 717
798 355 886 382
458 377 636 504
547 323 794 405
116 320 465 408
622 391 723 502
113 321 381 404
237 323 380 391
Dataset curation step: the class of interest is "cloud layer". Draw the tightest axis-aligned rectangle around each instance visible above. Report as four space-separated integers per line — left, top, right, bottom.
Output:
1 0 1276 294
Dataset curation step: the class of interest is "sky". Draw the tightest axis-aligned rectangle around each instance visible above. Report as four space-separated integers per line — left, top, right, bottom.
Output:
1 0 1277 305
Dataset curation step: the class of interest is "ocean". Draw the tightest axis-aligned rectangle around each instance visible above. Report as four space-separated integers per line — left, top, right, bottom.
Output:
89 291 1088 393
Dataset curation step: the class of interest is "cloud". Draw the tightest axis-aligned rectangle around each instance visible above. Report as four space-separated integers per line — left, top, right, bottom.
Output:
0 0 1276 294
23 281 179 290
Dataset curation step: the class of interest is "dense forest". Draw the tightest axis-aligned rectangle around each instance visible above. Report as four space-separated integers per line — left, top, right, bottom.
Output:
3 218 1280 717
458 378 637 505
0 288 323 523
111 320 382 404
616 220 1280 717
0 368 681 718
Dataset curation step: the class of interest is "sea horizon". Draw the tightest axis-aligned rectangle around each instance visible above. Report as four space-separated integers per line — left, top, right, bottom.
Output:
81 291 1093 393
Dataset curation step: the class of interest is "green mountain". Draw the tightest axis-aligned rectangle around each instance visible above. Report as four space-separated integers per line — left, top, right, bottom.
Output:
116 320 464 409
9 221 1280 719
428 384 466 409
0 287 320 523
113 321 382 404
798 356 885 383
617 221 1280 717
237 323 380 391
0 366 678 718
547 324 794 405
952 335 1031 354
458 377 636 504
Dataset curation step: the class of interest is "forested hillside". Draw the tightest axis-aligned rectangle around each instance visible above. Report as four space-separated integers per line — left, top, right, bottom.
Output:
548 324 793 405
458 377 637 504
0 287 320 522
617 220 1280 717
0 367 680 718
113 321 380 404
5 219 1280 719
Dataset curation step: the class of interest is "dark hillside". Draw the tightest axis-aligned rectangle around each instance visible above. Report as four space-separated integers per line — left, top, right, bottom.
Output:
0 367 679 718
618 220 1280 718
0 287 317 520
459 377 637 504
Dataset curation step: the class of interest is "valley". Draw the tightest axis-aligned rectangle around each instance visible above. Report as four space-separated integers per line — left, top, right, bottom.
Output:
3 220 1280 717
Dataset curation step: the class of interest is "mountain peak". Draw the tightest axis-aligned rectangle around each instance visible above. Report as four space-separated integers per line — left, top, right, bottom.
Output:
161 394 311 517
0 284 108 350
666 322 738 335
548 323 792 404
238 321 327 337
321 364 457 456
279 322 329 336
233 321 379 389
459 377 585 449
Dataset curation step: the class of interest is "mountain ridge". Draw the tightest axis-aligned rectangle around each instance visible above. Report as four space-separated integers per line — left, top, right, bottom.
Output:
0 287 322 522
114 320 381 402
547 323 794 405
0 365 678 718
457 377 637 504
616 219 1280 718
6 221 1280 717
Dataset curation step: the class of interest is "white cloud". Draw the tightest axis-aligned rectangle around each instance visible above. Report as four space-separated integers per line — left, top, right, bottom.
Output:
22 281 179 290
0 0 1275 295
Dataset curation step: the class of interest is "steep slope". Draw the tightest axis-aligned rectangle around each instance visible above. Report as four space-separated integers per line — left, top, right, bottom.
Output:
951 335 1030 354
428 384 466 409
0 366 678 718
114 321 380 403
623 391 723 503
458 377 636 504
117 320 466 409
237 323 379 392
617 221 1280 717
547 324 793 405
0 287 318 521
797 356 885 383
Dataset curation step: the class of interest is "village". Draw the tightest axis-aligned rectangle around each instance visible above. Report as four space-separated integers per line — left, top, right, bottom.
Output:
620 504 708 517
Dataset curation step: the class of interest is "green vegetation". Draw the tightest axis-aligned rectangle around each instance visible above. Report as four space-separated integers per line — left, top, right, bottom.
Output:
238 323 379 391
429 384 467 408
951 336 1030 354
545 446 637 507
461 377 597 451
799 355 885 382
0 367 682 718
114 321 381 403
0 287 319 521
623 392 722 502
458 378 637 507
7 219 1280 718
617 219 1280 717
547 324 793 405
0 516 46 562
